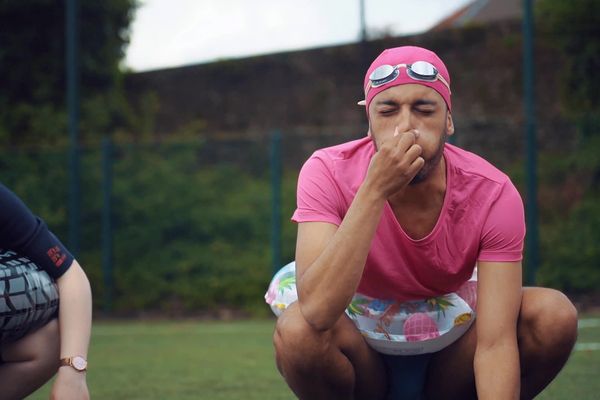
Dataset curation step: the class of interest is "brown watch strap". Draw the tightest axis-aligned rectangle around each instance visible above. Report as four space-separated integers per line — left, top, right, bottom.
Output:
60 356 88 371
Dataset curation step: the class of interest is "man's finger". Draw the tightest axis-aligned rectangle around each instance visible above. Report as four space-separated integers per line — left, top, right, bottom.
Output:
405 156 425 179
396 129 419 153
404 143 423 162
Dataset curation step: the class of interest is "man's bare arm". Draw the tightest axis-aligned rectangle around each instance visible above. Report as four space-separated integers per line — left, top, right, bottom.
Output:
295 129 424 331
475 260 522 399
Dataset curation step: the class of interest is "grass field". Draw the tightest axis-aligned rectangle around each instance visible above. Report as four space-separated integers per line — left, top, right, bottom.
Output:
28 315 600 399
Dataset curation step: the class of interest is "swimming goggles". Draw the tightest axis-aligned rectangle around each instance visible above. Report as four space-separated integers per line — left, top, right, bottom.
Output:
361 61 451 102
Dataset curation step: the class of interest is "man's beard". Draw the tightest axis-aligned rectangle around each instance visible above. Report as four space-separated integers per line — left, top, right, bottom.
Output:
409 128 448 185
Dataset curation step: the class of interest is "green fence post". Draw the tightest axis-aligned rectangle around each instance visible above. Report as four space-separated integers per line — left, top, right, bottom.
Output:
523 0 539 285
270 130 282 275
101 137 113 312
66 0 80 256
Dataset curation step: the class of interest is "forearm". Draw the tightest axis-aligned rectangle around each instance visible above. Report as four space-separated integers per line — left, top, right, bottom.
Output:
474 339 520 399
298 181 386 330
57 260 92 359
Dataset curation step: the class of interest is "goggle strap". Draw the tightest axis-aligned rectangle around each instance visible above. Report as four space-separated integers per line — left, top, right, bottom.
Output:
437 75 451 94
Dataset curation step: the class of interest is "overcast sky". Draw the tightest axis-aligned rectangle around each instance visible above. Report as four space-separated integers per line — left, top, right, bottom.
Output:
125 0 473 72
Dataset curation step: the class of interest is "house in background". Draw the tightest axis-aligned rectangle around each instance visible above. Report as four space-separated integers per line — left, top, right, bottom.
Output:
430 0 525 31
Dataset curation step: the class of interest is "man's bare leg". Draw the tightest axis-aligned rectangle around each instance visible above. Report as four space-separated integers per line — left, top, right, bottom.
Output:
274 302 387 400
424 288 578 400
0 319 60 400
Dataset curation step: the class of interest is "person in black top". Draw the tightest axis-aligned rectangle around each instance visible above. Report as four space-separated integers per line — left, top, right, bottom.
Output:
0 184 91 399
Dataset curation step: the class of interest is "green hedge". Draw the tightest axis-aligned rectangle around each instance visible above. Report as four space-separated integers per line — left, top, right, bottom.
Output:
509 132 600 293
2 140 298 315
4 132 599 315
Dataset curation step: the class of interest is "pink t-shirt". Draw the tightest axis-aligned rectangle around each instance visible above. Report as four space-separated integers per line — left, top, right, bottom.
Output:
292 137 525 301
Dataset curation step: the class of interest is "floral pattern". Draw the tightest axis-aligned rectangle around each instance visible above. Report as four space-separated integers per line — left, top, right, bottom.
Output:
265 262 478 354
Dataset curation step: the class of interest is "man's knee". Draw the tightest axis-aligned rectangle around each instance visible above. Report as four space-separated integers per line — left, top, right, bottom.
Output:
520 288 578 352
274 303 332 372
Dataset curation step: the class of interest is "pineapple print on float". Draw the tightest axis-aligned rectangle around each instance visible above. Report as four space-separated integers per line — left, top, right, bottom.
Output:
265 262 477 355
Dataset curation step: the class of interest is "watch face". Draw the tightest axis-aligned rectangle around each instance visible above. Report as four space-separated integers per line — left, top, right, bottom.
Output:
72 356 87 370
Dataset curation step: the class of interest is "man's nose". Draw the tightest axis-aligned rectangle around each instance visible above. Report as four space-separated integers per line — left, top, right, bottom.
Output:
395 107 414 133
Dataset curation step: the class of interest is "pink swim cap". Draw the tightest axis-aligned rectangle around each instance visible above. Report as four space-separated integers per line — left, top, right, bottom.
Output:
361 46 452 112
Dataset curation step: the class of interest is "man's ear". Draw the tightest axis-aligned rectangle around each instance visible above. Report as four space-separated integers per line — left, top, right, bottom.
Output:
446 111 455 136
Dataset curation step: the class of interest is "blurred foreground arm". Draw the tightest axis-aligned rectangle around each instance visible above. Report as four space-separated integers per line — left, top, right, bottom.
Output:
51 260 92 400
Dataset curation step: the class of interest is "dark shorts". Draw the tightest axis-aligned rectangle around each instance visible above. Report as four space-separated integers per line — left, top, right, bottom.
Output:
383 353 433 400
0 251 59 345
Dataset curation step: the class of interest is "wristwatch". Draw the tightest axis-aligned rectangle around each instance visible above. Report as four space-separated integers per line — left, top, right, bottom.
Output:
60 356 88 372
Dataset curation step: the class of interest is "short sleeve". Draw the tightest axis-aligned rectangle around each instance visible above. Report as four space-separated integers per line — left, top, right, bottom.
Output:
478 180 526 262
0 184 74 278
291 154 345 226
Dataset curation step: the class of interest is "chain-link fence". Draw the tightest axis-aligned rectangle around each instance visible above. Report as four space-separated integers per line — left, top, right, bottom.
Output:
2 116 598 315
1 135 299 315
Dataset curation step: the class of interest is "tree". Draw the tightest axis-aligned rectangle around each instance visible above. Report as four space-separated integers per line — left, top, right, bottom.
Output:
537 0 600 127
0 0 137 145
534 0 600 294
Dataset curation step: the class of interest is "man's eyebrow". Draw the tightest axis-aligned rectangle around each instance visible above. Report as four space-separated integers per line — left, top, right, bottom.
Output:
413 99 438 107
374 100 398 106
374 99 439 107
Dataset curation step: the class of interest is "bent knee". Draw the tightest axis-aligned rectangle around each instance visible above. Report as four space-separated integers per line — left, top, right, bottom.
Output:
40 318 60 338
42 318 60 352
32 319 61 371
274 304 342 372
2 318 60 379
275 305 326 354
521 288 578 348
